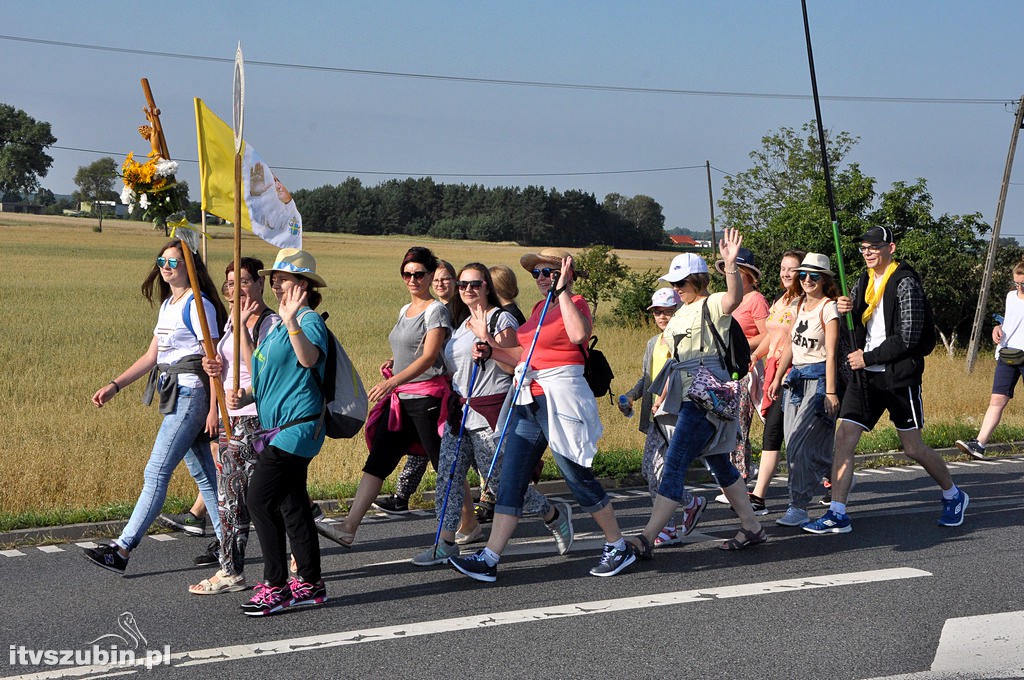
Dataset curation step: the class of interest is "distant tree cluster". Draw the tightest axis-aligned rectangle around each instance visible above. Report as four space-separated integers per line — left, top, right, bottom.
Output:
291 177 668 249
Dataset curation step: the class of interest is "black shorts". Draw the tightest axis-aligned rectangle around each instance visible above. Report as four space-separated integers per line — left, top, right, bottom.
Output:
838 371 924 431
761 397 785 451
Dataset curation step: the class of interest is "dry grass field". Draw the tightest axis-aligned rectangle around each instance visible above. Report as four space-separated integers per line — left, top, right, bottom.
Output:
0 213 1017 522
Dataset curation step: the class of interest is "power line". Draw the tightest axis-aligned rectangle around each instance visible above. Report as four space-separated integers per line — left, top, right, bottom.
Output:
49 145 710 179
1 33 1013 106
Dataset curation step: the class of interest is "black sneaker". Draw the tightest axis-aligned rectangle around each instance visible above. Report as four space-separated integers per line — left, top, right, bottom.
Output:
449 550 498 583
240 583 290 616
83 543 129 575
589 543 636 577
372 495 410 515
748 493 769 516
955 439 986 460
311 502 324 520
194 539 220 566
159 511 208 536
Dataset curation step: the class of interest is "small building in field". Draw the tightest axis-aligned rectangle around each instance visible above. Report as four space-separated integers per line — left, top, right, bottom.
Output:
669 234 697 246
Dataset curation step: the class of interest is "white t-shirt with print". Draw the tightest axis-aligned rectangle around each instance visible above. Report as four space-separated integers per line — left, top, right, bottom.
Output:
790 298 838 366
155 294 219 388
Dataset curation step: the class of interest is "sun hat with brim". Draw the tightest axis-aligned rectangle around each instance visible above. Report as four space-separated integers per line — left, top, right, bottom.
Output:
647 287 682 310
714 247 761 280
659 253 709 283
258 248 328 287
520 247 571 272
793 252 834 276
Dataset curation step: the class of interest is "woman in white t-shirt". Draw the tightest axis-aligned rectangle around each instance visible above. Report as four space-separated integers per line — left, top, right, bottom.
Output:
85 239 227 575
765 252 840 528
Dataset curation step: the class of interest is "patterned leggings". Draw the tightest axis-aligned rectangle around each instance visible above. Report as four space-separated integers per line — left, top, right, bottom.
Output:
217 415 261 576
395 454 430 499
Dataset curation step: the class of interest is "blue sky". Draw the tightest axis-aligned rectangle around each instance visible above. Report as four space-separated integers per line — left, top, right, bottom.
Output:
3 1 1022 236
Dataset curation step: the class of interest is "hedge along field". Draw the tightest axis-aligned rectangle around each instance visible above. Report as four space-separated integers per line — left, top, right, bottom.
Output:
0 213 1017 521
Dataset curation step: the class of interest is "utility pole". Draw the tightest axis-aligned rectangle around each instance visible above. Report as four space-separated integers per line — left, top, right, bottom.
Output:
966 95 1024 372
706 160 717 256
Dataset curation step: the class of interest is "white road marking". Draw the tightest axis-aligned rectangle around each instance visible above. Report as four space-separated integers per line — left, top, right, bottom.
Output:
75 542 99 549
149 534 176 542
859 469 894 475
9 568 929 679
36 545 63 553
1 549 25 557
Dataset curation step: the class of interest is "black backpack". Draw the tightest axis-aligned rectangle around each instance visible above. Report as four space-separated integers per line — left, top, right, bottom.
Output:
579 335 615 399
701 300 752 379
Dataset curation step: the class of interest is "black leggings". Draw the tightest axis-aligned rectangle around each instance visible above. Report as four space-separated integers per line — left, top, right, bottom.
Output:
762 397 785 451
363 396 442 479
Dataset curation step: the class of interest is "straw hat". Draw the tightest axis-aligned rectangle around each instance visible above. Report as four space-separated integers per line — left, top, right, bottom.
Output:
714 247 762 280
520 247 572 272
258 248 328 287
793 252 835 276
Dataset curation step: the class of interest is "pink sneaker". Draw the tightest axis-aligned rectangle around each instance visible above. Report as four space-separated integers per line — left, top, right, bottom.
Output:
679 496 707 536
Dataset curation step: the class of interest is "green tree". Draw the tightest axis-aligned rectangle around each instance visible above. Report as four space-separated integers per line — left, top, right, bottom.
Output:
0 103 56 197
74 157 118 232
574 244 627 317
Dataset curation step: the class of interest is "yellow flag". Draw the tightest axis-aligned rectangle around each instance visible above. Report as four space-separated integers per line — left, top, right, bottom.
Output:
194 98 302 248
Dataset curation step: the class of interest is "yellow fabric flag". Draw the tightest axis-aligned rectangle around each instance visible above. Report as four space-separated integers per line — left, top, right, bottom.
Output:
194 98 250 226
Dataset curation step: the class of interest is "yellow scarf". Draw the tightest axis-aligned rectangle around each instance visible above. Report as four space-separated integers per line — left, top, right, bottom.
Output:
651 335 672 382
862 261 898 326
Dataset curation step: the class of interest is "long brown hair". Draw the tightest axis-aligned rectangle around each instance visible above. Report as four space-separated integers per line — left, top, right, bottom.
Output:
142 239 228 330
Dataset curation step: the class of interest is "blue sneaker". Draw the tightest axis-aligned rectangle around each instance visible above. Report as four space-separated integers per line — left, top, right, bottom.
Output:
802 509 852 534
449 550 498 583
938 489 969 527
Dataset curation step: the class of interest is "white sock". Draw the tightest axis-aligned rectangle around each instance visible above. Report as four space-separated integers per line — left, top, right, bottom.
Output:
942 485 960 501
829 501 848 516
610 538 626 551
481 547 500 566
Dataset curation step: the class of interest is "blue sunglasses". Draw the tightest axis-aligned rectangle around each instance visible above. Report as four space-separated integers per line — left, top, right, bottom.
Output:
797 271 821 282
156 257 180 269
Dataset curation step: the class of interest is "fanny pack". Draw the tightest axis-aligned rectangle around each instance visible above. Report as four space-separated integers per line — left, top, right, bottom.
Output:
999 348 1024 366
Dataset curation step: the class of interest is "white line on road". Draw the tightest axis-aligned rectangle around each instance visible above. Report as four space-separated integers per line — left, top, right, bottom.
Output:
148 534 176 542
36 546 63 554
6 568 930 679
0 549 24 557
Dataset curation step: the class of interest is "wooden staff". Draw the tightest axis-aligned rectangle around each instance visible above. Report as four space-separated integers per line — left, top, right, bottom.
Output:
140 79 230 435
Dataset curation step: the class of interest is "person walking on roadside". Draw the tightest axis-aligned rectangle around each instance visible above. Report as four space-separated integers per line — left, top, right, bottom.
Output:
188 257 278 595
84 239 226 575
231 248 331 615
449 248 636 581
956 260 1024 460
804 226 968 534
411 263 571 566
765 253 840 529
627 229 767 560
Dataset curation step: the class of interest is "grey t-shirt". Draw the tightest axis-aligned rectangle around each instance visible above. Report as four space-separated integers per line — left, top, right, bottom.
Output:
390 300 452 399
444 308 518 431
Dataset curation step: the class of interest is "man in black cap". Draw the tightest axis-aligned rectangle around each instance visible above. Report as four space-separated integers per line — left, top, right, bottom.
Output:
803 226 968 534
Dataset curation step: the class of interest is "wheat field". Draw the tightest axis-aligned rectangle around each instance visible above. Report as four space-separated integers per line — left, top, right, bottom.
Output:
0 213 1013 516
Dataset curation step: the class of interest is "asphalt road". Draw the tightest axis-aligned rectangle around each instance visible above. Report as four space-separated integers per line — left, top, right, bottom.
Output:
2 457 1023 680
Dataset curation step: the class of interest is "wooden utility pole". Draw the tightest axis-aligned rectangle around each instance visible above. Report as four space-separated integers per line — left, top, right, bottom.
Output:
966 95 1024 372
706 160 717 255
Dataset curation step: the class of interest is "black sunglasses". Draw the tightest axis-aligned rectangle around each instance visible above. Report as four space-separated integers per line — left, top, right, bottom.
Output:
456 280 484 290
531 268 555 279
401 270 428 281
797 271 822 282
156 257 180 269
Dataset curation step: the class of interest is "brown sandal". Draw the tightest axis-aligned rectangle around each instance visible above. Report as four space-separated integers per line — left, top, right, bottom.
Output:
719 527 768 551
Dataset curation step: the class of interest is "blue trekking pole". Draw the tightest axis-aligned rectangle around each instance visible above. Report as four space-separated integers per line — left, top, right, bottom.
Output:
482 272 560 487
432 359 481 557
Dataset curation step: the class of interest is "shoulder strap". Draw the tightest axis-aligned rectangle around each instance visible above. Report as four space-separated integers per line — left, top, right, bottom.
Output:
182 293 197 338
702 298 729 361
250 307 275 346
487 308 502 337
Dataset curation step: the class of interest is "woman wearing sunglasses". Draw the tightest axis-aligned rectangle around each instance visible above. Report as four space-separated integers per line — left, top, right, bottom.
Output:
764 252 840 528
85 239 227 575
450 248 635 581
411 263 569 565
338 246 452 546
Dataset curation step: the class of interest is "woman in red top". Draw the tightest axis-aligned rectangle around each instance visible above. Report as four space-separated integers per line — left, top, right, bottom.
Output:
449 248 635 582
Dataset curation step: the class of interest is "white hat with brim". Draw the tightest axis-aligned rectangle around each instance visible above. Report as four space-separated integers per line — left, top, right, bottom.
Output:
647 287 682 310
258 248 328 287
793 252 835 277
659 253 709 283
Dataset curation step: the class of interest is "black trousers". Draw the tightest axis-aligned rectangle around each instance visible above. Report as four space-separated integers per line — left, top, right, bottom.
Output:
248 445 320 587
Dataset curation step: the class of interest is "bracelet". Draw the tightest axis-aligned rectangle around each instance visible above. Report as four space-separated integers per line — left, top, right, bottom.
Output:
109 380 121 393
288 328 302 336
826 392 837 395
724 268 739 274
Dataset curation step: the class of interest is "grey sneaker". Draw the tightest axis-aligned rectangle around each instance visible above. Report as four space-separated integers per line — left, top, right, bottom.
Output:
158 511 207 536
545 502 575 555
411 541 460 567
776 506 810 527
589 543 636 577
955 439 986 460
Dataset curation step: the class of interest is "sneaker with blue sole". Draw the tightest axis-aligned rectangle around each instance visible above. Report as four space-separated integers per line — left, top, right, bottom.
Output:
938 489 969 527
802 509 852 534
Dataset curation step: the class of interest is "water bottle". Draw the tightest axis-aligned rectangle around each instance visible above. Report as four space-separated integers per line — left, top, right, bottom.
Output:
618 394 634 418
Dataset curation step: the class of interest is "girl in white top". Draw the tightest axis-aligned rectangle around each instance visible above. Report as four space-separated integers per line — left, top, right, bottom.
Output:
765 252 839 527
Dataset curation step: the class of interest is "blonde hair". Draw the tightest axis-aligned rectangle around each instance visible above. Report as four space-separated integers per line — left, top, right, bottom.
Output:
489 264 519 303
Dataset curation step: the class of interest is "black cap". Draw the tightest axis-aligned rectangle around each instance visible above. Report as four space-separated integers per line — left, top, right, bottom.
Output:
856 226 894 244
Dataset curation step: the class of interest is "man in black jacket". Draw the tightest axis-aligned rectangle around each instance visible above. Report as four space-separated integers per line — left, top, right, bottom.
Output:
803 226 968 534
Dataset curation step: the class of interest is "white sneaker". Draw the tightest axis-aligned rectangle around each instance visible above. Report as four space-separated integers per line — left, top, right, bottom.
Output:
776 506 810 527
411 542 459 566
714 493 729 505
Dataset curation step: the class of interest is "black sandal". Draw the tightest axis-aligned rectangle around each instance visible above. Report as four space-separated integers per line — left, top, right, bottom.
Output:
628 534 654 560
719 527 768 551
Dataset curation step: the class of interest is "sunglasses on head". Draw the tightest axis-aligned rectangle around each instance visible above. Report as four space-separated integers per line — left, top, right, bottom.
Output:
456 280 484 290
797 271 822 282
156 257 180 269
401 270 428 281
531 268 555 279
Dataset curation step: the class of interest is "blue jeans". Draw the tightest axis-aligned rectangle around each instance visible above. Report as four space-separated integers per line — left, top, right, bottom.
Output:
116 385 221 551
658 402 740 502
495 396 609 516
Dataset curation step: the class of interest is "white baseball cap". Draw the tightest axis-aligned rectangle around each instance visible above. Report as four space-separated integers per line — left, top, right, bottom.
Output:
647 287 682 310
659 253 709 283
